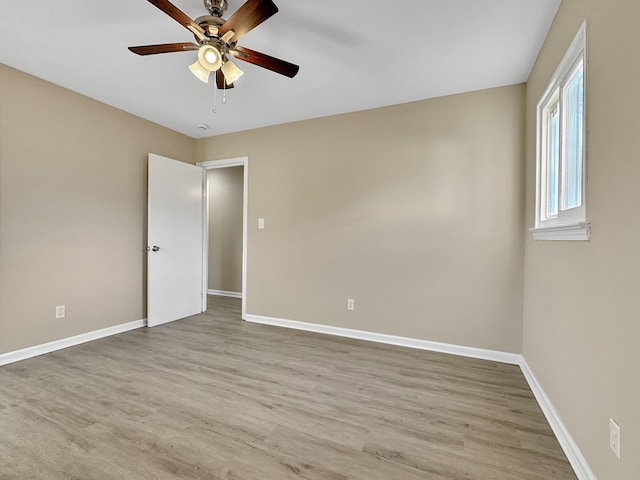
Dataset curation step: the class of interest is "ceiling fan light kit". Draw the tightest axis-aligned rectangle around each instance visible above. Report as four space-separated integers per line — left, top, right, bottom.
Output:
189 44 223 83
129 0 299 90
202 47 221 67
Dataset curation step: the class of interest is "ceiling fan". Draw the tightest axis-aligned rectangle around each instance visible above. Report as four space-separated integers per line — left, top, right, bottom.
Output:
129 0 299 89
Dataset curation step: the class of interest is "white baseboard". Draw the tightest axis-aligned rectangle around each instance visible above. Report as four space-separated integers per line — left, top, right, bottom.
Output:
519 359 597 480
0 318 146 367
245 314 521 365
208 289 242 299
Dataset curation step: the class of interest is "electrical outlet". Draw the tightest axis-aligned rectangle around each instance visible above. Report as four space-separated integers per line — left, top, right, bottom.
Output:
55 305 66 319
347 298 355 311
610 418 621 459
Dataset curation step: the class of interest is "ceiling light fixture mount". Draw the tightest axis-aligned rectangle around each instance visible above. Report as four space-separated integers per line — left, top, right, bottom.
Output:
204 0 228 17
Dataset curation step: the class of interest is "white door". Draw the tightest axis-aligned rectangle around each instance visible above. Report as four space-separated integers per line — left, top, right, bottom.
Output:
147 153 205 327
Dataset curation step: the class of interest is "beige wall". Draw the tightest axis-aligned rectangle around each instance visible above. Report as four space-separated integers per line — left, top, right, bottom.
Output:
208 166 244 293
0 64 195 354
523 1 640 479
0 67 526 357
197 85 526 353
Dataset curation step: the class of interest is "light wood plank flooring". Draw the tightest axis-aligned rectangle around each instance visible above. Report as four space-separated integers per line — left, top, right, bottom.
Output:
0 296 577 479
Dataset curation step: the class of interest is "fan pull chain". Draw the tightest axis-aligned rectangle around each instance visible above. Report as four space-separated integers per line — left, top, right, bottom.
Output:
212 78 217 114
223 81 227 104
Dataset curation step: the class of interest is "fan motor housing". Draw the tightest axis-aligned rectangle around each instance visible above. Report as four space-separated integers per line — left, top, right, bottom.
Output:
195 15 226 41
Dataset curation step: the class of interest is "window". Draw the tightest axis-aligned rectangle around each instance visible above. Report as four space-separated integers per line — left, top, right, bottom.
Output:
530 21 589 241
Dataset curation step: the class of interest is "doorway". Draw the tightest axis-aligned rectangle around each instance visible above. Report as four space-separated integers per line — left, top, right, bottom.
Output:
197 157 248 320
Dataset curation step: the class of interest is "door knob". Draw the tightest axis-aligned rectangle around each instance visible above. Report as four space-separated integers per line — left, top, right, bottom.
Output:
152 245 160 252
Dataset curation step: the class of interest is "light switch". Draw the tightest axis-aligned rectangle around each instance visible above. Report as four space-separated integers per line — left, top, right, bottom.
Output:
258 218 265 229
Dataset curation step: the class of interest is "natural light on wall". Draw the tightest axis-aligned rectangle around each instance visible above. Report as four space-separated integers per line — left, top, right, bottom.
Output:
530 21 588 241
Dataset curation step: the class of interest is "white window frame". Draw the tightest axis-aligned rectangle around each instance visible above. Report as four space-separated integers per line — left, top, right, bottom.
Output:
530 21 589 241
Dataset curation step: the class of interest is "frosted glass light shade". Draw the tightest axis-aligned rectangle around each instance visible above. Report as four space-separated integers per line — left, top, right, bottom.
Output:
221 61 244 85
189 60 211 83
198 45 222 71
189 44 223 83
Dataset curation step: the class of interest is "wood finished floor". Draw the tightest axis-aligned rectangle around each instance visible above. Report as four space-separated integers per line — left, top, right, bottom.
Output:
0 296 577 480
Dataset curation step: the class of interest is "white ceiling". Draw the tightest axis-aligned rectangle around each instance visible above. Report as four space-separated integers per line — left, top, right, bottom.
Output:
0 0 560 138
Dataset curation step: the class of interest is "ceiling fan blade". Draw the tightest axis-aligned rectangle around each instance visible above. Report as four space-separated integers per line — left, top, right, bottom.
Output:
219 0 278 41
231 46 299 78
216 69 235 89
128 42 199 56
146 0 207 40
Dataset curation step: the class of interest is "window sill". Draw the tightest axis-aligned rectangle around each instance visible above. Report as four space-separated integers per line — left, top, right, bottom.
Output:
529 222 590 241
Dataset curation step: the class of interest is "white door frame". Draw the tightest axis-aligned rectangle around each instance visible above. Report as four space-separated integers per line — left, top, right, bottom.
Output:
197 157 248 320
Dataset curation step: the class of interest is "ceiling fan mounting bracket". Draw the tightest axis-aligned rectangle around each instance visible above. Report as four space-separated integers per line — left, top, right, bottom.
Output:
204 0 227 17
